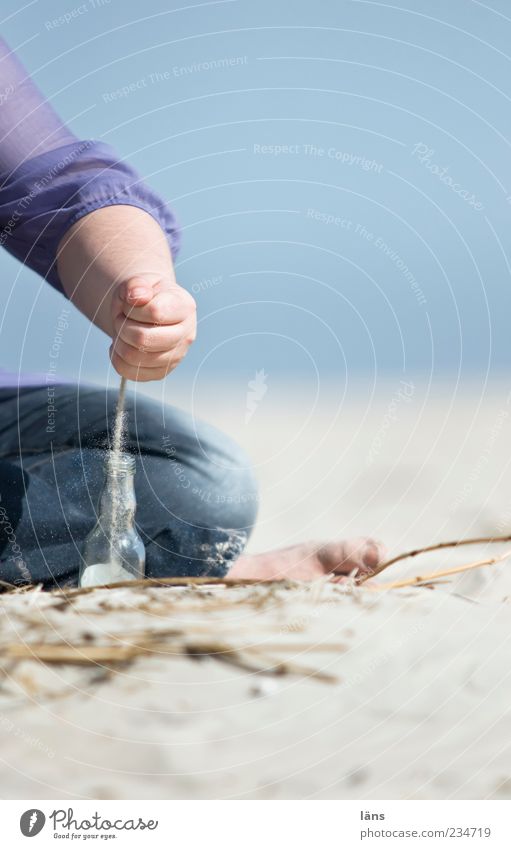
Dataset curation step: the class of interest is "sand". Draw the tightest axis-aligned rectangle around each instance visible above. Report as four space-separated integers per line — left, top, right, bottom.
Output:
1 381 511 800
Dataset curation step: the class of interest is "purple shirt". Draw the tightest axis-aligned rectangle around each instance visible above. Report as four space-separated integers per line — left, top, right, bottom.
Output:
0 37 181 388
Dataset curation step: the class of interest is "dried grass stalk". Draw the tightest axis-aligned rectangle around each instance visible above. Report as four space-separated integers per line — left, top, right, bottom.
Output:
2 636 340 684
0 576 293 597
371 548 511 591
358 533 511 584
3 533 511 600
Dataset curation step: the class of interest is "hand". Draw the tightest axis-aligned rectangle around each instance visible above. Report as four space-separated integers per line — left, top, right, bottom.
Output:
110 275 196 381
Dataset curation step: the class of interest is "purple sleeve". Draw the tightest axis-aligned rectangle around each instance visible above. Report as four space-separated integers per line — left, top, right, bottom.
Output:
0 38 180 293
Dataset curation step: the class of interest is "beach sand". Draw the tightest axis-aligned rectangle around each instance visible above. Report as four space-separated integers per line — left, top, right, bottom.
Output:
1 380 511 800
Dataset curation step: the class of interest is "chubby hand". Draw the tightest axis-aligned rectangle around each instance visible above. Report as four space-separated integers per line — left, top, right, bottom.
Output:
110 275 196 381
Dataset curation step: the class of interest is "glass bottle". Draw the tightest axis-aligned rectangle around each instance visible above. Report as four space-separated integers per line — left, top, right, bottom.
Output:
79 452 146 587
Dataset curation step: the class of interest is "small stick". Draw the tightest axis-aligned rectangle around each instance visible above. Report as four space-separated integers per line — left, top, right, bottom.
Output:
0 576 297 598
358 533 511 584
53 576 293 598
3 639 338 683
369 548 511 591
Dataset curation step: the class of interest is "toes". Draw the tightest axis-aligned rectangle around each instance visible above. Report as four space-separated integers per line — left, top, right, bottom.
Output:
362 539 387 573
318 537 387 577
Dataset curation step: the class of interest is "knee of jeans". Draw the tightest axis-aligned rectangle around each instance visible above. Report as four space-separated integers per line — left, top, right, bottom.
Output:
193 426 259 530
115 394 259 528
217 462 259 531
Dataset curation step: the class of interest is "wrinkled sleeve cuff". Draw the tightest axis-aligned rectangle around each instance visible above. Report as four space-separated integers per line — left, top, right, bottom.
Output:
0 140 181 292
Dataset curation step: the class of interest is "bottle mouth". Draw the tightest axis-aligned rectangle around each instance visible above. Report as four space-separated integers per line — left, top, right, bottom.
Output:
106 451 136 474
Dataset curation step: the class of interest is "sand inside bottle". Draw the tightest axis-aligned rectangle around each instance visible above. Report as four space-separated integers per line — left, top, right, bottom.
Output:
79 559 134 587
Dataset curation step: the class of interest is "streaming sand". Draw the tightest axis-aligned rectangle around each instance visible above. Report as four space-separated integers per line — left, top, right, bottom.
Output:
1 381 511 800
107 376 128 568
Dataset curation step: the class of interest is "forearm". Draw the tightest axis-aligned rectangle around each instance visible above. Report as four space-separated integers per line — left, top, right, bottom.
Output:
56 203 195 382
56 205 177 337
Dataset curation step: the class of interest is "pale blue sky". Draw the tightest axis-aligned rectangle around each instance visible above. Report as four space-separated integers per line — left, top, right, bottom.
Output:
1 0 511 389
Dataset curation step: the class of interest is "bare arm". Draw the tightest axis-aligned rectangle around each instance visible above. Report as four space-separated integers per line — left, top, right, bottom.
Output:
56 205 196 381
0 37 185 381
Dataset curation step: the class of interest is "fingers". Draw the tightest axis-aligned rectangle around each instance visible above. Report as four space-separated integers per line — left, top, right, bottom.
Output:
111 278 197 381
113 313 195 354
112 332 192 369
109 344 187 382
119 286 196 326
118 276 155 307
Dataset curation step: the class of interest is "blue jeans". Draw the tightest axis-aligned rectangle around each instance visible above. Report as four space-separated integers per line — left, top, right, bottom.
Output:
0 384 258 588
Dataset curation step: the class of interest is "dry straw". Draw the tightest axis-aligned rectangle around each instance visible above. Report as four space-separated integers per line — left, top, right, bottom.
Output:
357 533 511 586
1 536 511 597
2 532 511 685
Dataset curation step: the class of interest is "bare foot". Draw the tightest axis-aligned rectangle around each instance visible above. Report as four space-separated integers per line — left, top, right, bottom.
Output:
228 537 386 582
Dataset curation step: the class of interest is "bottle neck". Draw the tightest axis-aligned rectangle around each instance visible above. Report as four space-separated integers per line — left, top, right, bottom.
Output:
99 461 137 532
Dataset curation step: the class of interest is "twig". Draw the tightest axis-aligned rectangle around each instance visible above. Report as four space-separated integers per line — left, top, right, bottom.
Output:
54 576 290 598
358 533 511 584
0 576 296 598
370 548 511 591
2 638 339 683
